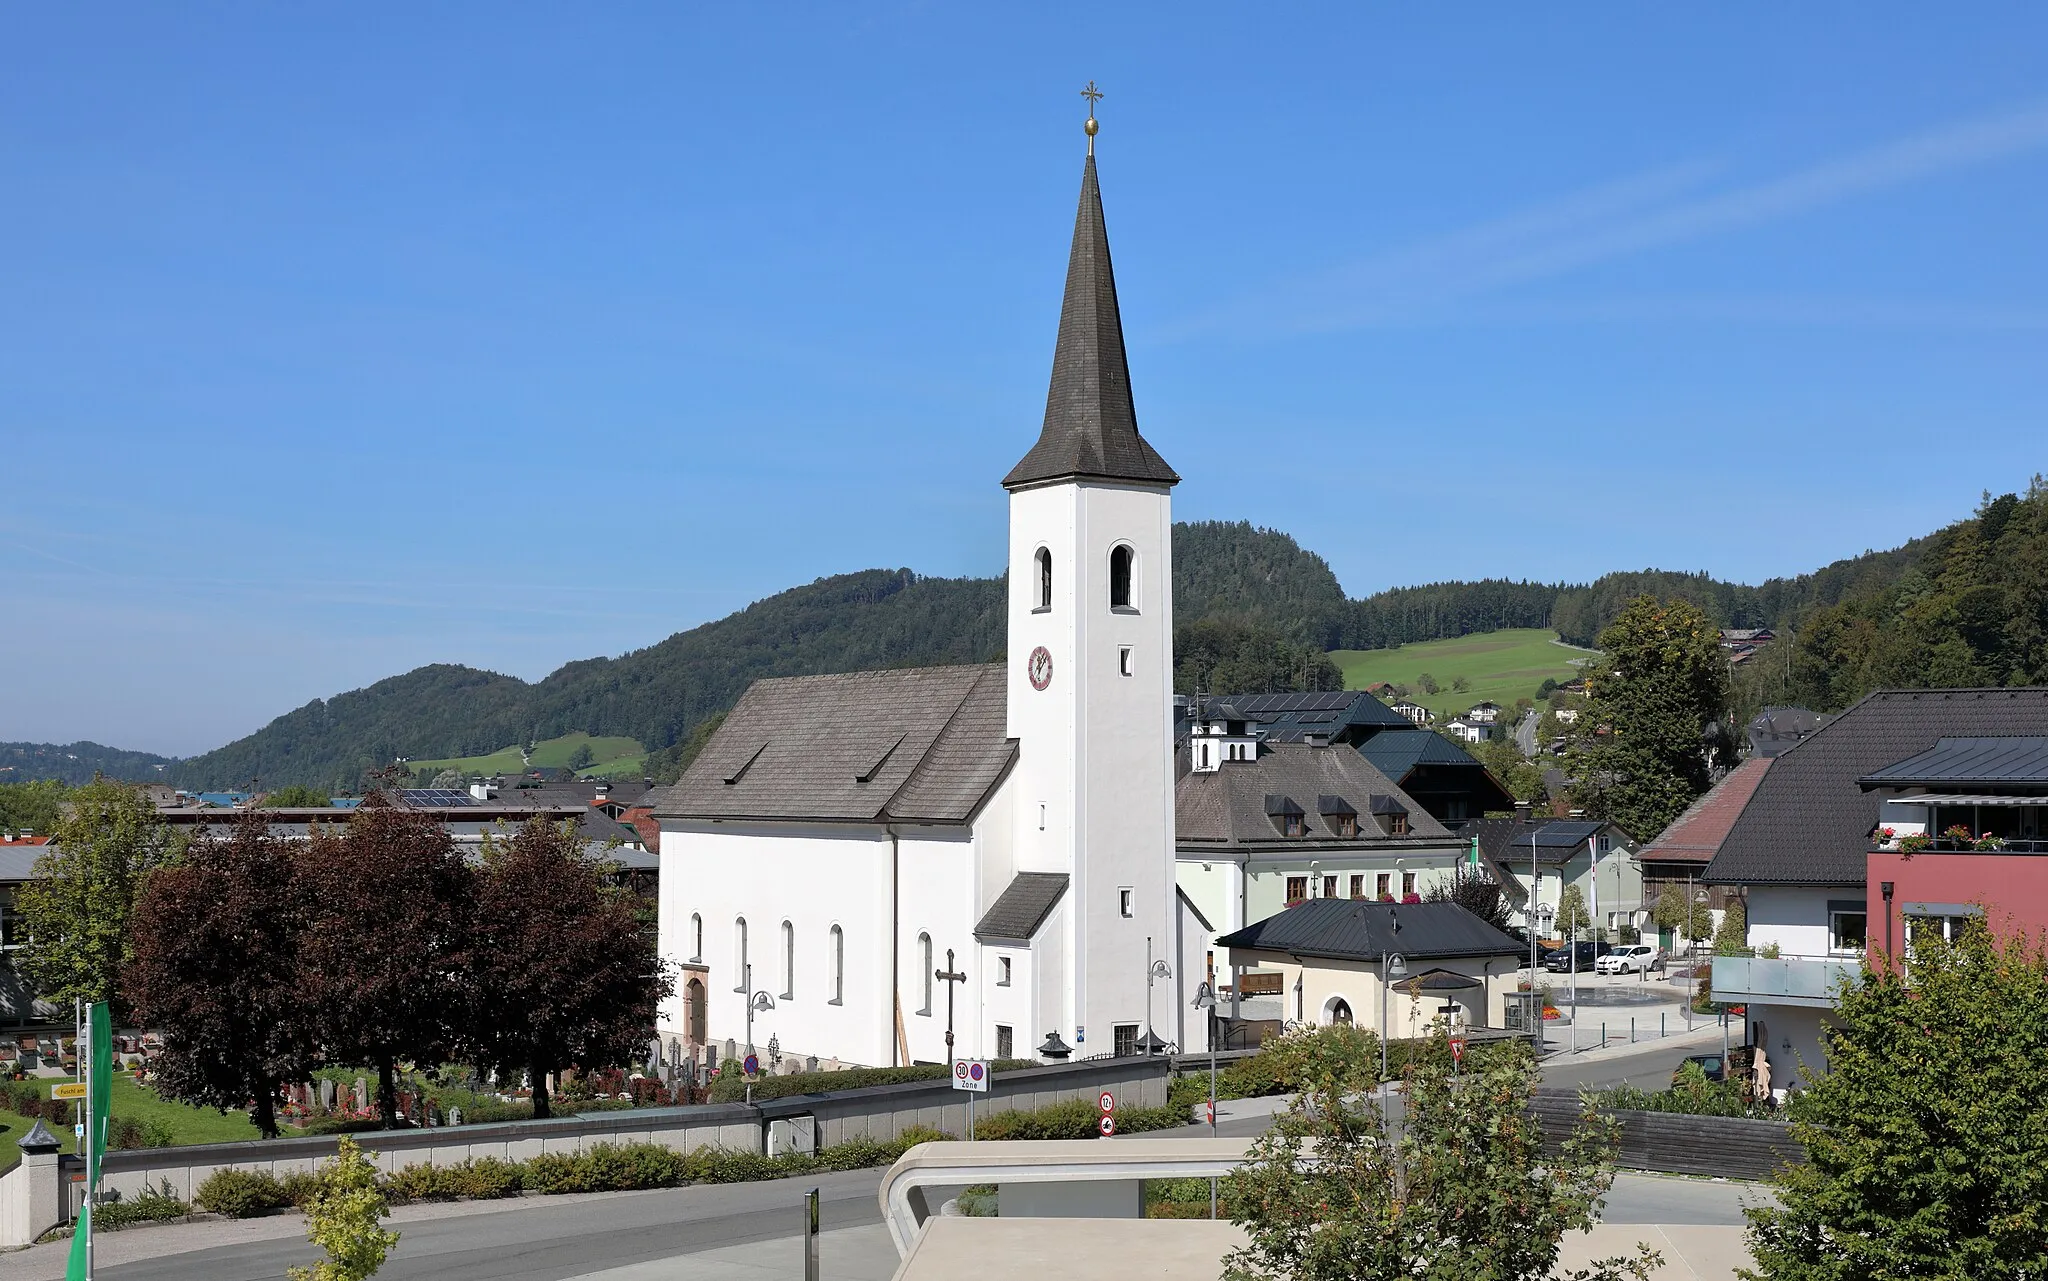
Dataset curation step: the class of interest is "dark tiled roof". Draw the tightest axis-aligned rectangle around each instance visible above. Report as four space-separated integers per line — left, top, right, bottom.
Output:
974 872 1070 943
1176 744 1451 848
1705 689 2048 887
1638 757 1773 868
1747 706 1821 758
1356 728 1481 775
1215 899 1523 963
1469 817 1624 869
1003 155 1178 491
1857 736 2048 787
648 664 1016 825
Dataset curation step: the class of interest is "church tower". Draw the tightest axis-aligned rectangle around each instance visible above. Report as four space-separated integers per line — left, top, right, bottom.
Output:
1003 105 1180 1057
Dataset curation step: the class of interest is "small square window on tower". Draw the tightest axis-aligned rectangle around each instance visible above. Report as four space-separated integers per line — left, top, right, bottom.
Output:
1118 887 1134 918
1119 646 1133 677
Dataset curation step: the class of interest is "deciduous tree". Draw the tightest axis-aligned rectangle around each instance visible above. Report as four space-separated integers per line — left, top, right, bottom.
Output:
1555 885 1591 938
1568 597 1730 841
1222 1025 1657 1281
300 804 473 1126
126 814 317 1138
1423 866 1511 933
465 818 673 1119
16 778 181 1010
1743 924 2048 1279
289 1136 399 1281
263 784 331 808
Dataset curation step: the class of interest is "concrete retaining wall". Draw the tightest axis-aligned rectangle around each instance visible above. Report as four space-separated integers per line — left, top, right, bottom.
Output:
92 1055 1171 1204
1529 1087 1803 1181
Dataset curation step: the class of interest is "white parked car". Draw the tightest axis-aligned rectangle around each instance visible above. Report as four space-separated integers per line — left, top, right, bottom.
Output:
1595 944 1666 974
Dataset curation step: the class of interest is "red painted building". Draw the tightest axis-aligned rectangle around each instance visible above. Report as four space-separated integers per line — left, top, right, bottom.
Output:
1860 733 2048 957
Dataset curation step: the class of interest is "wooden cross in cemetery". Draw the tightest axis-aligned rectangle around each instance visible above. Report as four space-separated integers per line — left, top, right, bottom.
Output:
935 948 969 1057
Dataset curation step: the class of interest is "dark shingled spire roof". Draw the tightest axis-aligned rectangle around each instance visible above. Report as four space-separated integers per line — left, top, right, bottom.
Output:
1003 154 1179 491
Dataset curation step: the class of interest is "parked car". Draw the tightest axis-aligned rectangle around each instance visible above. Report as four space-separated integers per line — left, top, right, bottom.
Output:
1673 1053 1727 1084
1541 942 1613 972
1595 944 1666 974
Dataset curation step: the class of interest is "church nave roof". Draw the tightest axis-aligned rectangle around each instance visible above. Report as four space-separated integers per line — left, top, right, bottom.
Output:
648 663 1015 825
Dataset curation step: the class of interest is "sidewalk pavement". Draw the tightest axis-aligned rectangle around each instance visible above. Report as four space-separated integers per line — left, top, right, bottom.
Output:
1540 1017 1724 1064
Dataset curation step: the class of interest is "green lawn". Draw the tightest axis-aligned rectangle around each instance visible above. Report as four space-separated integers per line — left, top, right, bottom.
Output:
1331 628 1593 718
410 732 646 780
0 1074 265 1155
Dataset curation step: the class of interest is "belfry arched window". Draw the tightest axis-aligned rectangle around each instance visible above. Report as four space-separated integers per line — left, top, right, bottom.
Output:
690 913 703 963
829 924 845 1005
918 933 934 1015
1109 544 1135 611
1035 547 1053 611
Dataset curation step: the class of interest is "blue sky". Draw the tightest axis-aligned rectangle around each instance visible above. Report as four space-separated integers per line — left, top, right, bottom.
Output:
6 6 2047 755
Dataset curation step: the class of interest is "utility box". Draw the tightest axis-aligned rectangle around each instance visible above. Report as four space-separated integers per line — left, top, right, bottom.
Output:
768 1114 818 1157
1503 991 1543 1036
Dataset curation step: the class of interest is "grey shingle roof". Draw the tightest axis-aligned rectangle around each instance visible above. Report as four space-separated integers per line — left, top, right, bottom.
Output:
1002 155 1178 492
1705 688 2048 887
973 871 1070 943
1215 899 1523 963
1176 743 1451 848
648 664 1016 825
1857 736 2048 787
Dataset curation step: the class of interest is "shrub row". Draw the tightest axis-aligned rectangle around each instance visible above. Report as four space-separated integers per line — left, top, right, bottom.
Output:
972 1099 1186 1141
1168 1031 1536 1110
94 1181 191 1230
0 1082 72 1126
195 1127 951 1217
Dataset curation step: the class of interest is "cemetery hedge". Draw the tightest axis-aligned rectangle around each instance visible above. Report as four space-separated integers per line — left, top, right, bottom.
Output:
705 1057 1041 1103
193 1094 1194 1218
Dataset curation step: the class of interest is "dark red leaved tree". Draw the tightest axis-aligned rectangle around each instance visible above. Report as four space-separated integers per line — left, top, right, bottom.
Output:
467 818 672 1118
300 805 473 1126
125 813 317 1138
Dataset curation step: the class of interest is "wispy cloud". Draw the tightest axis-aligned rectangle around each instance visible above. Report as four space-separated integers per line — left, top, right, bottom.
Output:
1168 99 2048 338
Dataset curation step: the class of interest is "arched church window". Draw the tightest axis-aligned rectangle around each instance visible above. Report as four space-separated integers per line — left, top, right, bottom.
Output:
830 924 845 1005
1109 544 1135 611
734 917 749 994
781 920 795 999
1034 547 1053 612
690 913 703 963
918 933 933 1016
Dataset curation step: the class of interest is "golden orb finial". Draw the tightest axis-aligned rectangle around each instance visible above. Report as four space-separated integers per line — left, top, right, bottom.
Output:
1079 80 1103 154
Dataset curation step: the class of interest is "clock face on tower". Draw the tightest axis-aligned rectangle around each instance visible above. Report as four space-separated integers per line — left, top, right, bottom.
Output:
1027 645 1054 691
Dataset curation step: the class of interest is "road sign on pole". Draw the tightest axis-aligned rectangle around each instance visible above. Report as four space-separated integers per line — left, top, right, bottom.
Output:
743 1054 760 1077
51 1082 87 1101
1098 1114 1116 1137
951 1059 988 1092
1098 1090 1115 1114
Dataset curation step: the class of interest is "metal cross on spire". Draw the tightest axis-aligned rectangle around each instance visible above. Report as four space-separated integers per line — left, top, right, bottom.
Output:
1080 80 1103 155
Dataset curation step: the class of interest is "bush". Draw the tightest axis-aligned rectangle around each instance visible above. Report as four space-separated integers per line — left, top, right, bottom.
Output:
195 1167 293 1218
109 1116 177 1150
385 1157 526 1203
94 1180 190 1230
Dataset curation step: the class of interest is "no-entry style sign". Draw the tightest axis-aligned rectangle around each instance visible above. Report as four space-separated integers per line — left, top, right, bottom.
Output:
952 1059 988 1092
1098 1114 1116 1137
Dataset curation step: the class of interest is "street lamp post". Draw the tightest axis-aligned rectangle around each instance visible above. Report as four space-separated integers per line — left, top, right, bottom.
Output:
743 963 775 1106
1144 936 1172 1053
1192 981 1219 1219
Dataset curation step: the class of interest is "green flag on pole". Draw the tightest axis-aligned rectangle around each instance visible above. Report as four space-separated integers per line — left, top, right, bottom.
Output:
65 1002 110 1281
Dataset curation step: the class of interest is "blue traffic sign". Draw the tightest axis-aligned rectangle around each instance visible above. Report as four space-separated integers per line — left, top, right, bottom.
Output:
743 1054 760 1076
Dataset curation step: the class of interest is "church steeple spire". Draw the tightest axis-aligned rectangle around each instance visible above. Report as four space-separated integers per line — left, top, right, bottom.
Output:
1002 96 1179 493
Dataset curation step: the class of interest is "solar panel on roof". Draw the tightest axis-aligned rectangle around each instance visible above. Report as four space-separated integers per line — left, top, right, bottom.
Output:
398 789 477 807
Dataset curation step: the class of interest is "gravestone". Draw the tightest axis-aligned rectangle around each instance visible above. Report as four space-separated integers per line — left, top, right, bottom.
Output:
320 1079 336 1110
448 1106 463 1127
355 1077 369 1114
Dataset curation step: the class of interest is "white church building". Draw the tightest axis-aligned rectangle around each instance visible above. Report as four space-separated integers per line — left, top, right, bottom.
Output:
651 125 1210 1071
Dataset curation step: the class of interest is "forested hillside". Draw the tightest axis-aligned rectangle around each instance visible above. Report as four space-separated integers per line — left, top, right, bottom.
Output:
0 741 177 787
129 491 2042 789
1777 484 2048 709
